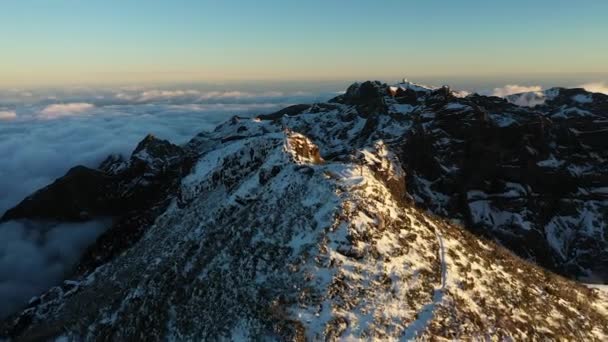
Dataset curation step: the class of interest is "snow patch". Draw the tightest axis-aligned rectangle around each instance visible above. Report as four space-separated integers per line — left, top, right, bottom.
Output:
0 110 16 120
572 94 593 104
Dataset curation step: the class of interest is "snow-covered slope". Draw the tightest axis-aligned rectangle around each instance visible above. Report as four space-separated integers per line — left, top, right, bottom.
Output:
2 80 608 340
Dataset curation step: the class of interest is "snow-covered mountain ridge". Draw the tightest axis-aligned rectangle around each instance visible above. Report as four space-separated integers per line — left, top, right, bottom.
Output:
1 80 608 340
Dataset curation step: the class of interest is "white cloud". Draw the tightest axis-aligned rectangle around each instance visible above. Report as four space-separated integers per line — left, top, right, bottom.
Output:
125 89 201 102
486 85 546 107
579 82 608 95
40 103 95 118
0 110 16 120
114 89 300 103
491 85 543 97
0 219 109 318
508 92 547 107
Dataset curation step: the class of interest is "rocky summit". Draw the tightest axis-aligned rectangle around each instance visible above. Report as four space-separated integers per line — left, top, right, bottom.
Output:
2 80 608 340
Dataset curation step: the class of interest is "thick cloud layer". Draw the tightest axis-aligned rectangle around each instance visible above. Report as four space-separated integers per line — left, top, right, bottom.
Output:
0 219 110 317
40 103 96 118
580 82 608 95
490 84 543 98
0 111 16 120
487 82 608 107
0 85 334 318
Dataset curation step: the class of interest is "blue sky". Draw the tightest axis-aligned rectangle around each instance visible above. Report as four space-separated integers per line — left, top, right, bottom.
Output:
1 0 607 86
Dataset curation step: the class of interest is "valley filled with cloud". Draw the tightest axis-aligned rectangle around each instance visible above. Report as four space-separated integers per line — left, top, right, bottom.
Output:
0 85 334 317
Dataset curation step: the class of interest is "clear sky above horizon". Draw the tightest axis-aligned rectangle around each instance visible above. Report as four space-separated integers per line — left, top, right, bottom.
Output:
1 0 607 87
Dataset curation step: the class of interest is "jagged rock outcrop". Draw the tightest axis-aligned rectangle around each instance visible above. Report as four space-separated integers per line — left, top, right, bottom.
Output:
401 87 608 280
1 166 117 221
1 80 607 340
1 135 188 222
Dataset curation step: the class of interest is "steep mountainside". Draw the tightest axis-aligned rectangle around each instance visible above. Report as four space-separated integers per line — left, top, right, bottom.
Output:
1 80 607 340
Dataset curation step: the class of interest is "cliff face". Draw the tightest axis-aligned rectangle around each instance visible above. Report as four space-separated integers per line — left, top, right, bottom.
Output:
2 81 607 340
396 85 608 280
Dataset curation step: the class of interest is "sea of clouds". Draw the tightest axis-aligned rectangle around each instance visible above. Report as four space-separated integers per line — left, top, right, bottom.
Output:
487 82 608 107
0 85 335 317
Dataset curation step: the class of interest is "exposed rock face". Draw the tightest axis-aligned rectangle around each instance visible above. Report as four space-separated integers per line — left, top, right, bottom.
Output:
285 132 324 164
1 166 117 221
401 88 608 280
1 81 608 340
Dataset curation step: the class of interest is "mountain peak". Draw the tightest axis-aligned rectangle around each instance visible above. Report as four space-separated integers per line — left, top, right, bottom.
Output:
341 80 388 105
393 78 437 93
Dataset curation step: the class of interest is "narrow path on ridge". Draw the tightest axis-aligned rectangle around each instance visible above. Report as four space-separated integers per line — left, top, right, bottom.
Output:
401 222 447 341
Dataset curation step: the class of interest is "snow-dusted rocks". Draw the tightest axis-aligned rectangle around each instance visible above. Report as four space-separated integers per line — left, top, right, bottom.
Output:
2 80 608 340
400 84 608 280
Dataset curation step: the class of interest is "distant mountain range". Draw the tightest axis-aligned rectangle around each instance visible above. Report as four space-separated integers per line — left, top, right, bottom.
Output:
2 80 608 340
